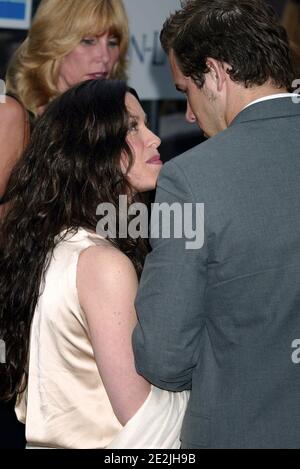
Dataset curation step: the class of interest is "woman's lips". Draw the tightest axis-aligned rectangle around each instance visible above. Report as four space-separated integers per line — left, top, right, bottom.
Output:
147 155 163 165
87 72 108 79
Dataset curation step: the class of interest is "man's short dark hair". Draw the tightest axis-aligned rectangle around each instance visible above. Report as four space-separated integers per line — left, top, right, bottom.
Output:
161 0 294 90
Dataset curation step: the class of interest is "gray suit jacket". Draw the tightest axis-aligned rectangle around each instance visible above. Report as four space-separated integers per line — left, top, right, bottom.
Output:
133 97 300 448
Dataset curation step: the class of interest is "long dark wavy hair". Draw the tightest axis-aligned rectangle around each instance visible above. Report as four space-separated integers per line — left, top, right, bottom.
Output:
0 79 149 401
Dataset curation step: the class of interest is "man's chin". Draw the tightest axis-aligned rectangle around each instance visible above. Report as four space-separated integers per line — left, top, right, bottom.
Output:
203 128 220 138
202 129 212 139
198 124 211 138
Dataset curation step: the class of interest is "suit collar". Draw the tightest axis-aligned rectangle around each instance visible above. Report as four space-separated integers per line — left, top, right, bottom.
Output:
229 96 300 127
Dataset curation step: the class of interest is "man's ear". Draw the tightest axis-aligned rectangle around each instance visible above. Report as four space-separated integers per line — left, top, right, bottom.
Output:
206 58 228 92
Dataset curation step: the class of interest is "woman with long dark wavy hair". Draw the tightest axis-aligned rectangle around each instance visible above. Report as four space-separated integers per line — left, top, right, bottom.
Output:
0 79 188 449
0 0 130 449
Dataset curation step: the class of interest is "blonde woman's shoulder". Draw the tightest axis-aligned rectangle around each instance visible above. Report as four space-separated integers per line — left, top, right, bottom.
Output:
0 95 29 196
0 95 26 122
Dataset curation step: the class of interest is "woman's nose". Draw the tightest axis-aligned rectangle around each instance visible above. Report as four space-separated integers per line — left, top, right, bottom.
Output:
148 128 161 148
95 41 110 65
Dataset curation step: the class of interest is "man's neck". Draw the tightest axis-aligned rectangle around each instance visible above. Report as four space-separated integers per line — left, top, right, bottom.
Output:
226 82 288 126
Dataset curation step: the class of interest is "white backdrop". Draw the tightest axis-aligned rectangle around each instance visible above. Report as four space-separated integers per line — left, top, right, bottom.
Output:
123 0 182 100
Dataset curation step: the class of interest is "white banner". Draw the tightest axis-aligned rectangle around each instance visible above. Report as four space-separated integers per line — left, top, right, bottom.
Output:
124 0 182 100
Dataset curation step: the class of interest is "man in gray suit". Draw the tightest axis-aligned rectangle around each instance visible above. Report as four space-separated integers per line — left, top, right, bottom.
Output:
133 0 300 448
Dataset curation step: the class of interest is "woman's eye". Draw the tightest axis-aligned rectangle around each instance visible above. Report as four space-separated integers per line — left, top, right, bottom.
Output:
129 121 139 132
108 37 119 48
81 38 97 46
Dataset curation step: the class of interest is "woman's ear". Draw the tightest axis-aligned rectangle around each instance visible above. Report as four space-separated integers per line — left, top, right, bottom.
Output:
120 151 130 175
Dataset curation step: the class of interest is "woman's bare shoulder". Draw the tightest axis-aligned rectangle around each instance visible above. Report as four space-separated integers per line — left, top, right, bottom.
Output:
77 242 137 287
0 96 26 123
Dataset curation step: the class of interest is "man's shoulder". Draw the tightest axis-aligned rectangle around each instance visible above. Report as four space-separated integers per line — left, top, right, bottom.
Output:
168 96 300 174
166 127 236 172
157 130 237 200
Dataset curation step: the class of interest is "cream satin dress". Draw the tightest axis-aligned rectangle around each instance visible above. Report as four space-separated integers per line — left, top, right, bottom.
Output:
16 228 189 449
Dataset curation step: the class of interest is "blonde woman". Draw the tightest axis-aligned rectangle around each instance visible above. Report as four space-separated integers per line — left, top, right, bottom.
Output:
1 0 128 192
1 0 129 195
6 0 129 116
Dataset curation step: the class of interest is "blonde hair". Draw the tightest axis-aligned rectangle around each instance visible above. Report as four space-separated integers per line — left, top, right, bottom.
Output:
282 1 300 77
6 0 129 115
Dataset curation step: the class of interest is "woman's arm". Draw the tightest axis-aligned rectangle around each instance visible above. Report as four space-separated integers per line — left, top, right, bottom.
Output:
0 96 27 197
77 243 150 426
